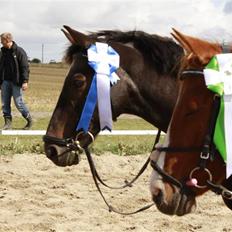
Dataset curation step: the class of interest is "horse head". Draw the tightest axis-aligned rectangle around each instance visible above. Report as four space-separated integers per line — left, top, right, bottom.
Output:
44 26 182 167
43 25 101 166
43 25 153 166
150 29 232 215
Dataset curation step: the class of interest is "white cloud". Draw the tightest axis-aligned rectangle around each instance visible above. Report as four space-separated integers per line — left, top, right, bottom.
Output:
0 0 231 62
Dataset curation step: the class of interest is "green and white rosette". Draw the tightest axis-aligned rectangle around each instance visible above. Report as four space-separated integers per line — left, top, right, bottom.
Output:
203 53 232 178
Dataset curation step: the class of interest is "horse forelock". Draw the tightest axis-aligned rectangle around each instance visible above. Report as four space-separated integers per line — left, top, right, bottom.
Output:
64 44 87 64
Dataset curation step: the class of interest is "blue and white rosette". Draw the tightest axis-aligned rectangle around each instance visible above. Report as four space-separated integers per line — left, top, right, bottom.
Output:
76 42 120 132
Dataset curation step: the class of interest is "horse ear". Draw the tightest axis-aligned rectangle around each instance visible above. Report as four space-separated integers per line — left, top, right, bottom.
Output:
62 25 93 48
171 28 194 54
61 27 75 44
171 28 221 64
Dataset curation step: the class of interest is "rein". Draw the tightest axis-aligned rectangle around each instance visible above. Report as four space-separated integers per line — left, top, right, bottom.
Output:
84 147 154 215
44 126 162 214
151 69 232 201
82 129 162 215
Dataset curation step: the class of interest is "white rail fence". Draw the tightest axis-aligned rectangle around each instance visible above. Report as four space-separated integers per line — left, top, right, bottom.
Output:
0 130 165 136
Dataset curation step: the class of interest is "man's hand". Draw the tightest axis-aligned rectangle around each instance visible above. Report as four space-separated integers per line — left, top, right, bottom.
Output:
22 82 28 91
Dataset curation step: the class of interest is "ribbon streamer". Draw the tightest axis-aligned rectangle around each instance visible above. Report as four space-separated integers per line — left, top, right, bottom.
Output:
204 54 232 178
76 76 97 132
76 42 120 132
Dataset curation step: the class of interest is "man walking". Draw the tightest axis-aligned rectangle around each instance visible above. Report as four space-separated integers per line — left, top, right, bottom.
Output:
0 32 32 130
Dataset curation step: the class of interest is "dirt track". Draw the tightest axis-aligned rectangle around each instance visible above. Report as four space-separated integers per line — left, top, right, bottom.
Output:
0 153 231 232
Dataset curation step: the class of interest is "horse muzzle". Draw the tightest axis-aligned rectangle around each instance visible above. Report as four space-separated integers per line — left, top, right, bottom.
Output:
44 143 81 167
150 177 196 216
150 159 197 215
43 132 95 167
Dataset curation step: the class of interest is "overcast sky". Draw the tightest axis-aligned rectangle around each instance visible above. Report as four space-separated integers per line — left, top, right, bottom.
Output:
1 0 231 63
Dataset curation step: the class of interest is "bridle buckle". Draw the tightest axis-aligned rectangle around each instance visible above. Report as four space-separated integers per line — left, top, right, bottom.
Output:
200 152 210 160
66 139 83 153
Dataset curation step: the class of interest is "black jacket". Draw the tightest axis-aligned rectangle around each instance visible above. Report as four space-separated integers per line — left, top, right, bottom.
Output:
0 42 29 86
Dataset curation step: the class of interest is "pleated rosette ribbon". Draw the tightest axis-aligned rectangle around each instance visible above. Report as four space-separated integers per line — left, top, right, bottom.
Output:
76 42 120 132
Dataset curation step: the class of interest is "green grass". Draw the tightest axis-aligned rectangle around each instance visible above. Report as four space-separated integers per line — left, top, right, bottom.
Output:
92 135 156 156
0 63 160 155
0 115 157 155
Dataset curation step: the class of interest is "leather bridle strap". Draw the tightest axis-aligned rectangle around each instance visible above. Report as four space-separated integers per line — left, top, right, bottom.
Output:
43 135 72 147
151 129 162 151
181 70 204 79
198 94 220 168
150 160 183 188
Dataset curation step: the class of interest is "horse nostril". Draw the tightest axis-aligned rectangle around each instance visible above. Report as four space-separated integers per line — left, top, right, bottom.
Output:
46 145 58 158
152 188 163 205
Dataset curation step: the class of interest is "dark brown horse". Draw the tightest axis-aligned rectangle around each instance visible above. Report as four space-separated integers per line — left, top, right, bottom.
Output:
150 29 232 216
43 25 183 167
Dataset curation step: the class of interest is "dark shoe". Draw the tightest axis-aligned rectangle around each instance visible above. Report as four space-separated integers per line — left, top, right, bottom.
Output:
2 116 12 130
23 114 33 130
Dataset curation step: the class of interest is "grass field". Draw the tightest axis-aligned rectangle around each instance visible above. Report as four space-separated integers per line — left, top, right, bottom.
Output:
0 63 158 155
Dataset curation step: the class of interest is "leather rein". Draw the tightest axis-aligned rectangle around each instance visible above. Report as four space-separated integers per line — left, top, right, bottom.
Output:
44 126 162 215
82 130 163 215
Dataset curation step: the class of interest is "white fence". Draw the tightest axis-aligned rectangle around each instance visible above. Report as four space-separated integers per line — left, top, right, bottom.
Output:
0 130 164 136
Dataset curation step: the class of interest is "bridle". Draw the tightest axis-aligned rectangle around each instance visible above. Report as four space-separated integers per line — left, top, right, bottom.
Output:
43 49 93 157
150 68 232 201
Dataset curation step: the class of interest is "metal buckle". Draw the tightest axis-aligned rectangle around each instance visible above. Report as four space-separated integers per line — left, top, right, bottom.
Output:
66 138 74 147
67 139 83 152
200 152 210 160
73 140 83 153
66 131 95 152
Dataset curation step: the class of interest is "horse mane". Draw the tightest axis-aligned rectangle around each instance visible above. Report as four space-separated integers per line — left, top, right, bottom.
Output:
65 30 184 77
64 45 87 64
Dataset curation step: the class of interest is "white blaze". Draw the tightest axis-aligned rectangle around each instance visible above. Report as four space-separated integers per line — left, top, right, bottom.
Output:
150 128 170 195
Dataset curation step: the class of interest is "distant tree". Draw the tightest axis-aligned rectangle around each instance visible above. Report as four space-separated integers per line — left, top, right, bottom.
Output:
31 58 41 63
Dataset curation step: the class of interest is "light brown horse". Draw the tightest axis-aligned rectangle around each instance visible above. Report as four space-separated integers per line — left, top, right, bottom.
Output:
150 29 232 216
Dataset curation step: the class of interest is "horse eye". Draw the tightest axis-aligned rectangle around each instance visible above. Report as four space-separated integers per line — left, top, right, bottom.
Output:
73 74 86 88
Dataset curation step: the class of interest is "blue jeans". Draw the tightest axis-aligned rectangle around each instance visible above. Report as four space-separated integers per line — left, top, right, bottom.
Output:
1 80 30 118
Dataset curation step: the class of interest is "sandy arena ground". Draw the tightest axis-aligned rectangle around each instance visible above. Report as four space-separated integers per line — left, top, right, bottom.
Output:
0 152 231 232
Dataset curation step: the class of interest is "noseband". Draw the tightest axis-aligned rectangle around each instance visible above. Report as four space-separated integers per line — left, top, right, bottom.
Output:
43 131 95 155
151 69 232 201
